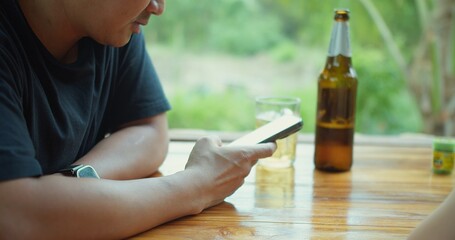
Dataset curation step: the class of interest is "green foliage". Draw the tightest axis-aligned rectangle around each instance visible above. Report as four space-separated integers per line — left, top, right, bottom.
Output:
167 88 255 131
207 2 284 55
355 48 422 134
260 0 368 48
166 83 318 133
145 0 285 55
146 0 424 60
268 40 299 62
166 48 423 134
148 0 428 134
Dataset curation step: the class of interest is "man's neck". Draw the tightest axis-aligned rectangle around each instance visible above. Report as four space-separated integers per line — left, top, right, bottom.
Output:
18 0 81 63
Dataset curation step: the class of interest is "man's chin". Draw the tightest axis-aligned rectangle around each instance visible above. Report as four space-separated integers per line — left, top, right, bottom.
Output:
108 35 133 48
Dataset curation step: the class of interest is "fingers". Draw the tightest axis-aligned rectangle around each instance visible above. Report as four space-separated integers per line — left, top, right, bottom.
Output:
192 136 276 167
221 142 276 166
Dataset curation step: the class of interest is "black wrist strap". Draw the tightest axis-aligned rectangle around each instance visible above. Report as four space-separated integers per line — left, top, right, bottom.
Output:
59 165 83 177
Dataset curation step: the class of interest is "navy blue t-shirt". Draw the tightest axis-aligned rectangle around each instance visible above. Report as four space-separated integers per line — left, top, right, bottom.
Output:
0 0 171 180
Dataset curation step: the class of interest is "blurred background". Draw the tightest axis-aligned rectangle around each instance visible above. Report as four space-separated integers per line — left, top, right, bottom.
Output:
143 0 454 136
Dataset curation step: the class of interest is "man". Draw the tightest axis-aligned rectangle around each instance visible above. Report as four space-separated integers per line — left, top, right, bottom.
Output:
0 0 276 239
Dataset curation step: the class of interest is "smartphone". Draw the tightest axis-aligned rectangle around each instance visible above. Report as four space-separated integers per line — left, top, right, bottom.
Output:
229 115 303 146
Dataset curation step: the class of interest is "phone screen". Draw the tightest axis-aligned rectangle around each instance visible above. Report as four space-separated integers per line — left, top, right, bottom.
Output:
229 115 303 146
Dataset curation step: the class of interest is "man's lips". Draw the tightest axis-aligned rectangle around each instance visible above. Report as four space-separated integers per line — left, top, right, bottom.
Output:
135 20 148 26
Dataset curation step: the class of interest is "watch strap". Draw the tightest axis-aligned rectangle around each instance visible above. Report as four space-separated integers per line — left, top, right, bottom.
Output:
59 164 100 179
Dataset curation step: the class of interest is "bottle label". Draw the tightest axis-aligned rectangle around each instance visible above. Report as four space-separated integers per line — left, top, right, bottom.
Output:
433 151 454 173
328 22 351 57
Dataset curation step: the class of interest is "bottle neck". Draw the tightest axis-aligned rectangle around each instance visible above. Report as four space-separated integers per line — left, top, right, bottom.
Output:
325 55 352 71
325 19 352 69
327 20 351 58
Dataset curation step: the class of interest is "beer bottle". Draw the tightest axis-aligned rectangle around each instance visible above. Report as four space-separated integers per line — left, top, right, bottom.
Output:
314 9 358 172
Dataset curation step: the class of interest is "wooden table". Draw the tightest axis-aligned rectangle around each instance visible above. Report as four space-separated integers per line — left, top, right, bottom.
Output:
131 132 455 239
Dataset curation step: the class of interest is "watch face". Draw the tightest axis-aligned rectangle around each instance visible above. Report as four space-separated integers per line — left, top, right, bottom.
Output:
76 165 100 179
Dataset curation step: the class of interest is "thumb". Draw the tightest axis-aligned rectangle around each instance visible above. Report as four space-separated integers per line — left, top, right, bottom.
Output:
233 142 276 160
254 142 277 159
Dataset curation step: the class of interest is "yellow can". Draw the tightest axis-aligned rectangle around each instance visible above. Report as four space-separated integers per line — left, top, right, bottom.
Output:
433 138 454 175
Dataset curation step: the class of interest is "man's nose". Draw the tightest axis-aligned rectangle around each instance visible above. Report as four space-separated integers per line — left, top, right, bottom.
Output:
146 0 165 15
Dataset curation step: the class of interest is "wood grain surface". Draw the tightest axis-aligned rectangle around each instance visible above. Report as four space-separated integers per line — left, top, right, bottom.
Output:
131 134 454 240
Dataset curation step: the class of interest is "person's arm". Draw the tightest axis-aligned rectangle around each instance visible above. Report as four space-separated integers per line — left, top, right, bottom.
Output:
408 188 455 240
0 136 276 239
74 113 169 180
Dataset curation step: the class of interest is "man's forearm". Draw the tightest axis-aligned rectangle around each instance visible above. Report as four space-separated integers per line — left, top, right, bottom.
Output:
0 136 276 239
0 172 202 240
76 114 169 180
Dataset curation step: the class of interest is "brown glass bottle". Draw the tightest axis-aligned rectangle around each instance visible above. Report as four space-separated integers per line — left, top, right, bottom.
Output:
314 9 358 172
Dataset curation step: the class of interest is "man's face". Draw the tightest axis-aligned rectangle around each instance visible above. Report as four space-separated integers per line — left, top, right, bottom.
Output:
67 0 165 47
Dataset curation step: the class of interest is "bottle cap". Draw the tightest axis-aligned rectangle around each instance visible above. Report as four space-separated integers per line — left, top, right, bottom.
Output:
433 138 455 152
334 9 350 14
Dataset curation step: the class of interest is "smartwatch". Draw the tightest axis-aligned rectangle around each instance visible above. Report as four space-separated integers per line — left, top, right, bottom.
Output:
59 164 100 179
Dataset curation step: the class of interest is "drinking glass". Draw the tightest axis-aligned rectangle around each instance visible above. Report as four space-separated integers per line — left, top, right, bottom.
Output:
255 96 301 168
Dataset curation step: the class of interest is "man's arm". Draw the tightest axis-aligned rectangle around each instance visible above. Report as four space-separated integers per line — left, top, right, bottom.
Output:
75 113 169 180
0 137 276 239
0 172 201 240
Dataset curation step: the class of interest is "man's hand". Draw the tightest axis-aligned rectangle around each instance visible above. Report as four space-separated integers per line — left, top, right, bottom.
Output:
184 136 276 209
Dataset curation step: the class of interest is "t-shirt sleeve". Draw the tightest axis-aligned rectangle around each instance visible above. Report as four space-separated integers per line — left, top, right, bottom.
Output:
0 56 42 181
108 32 171 129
